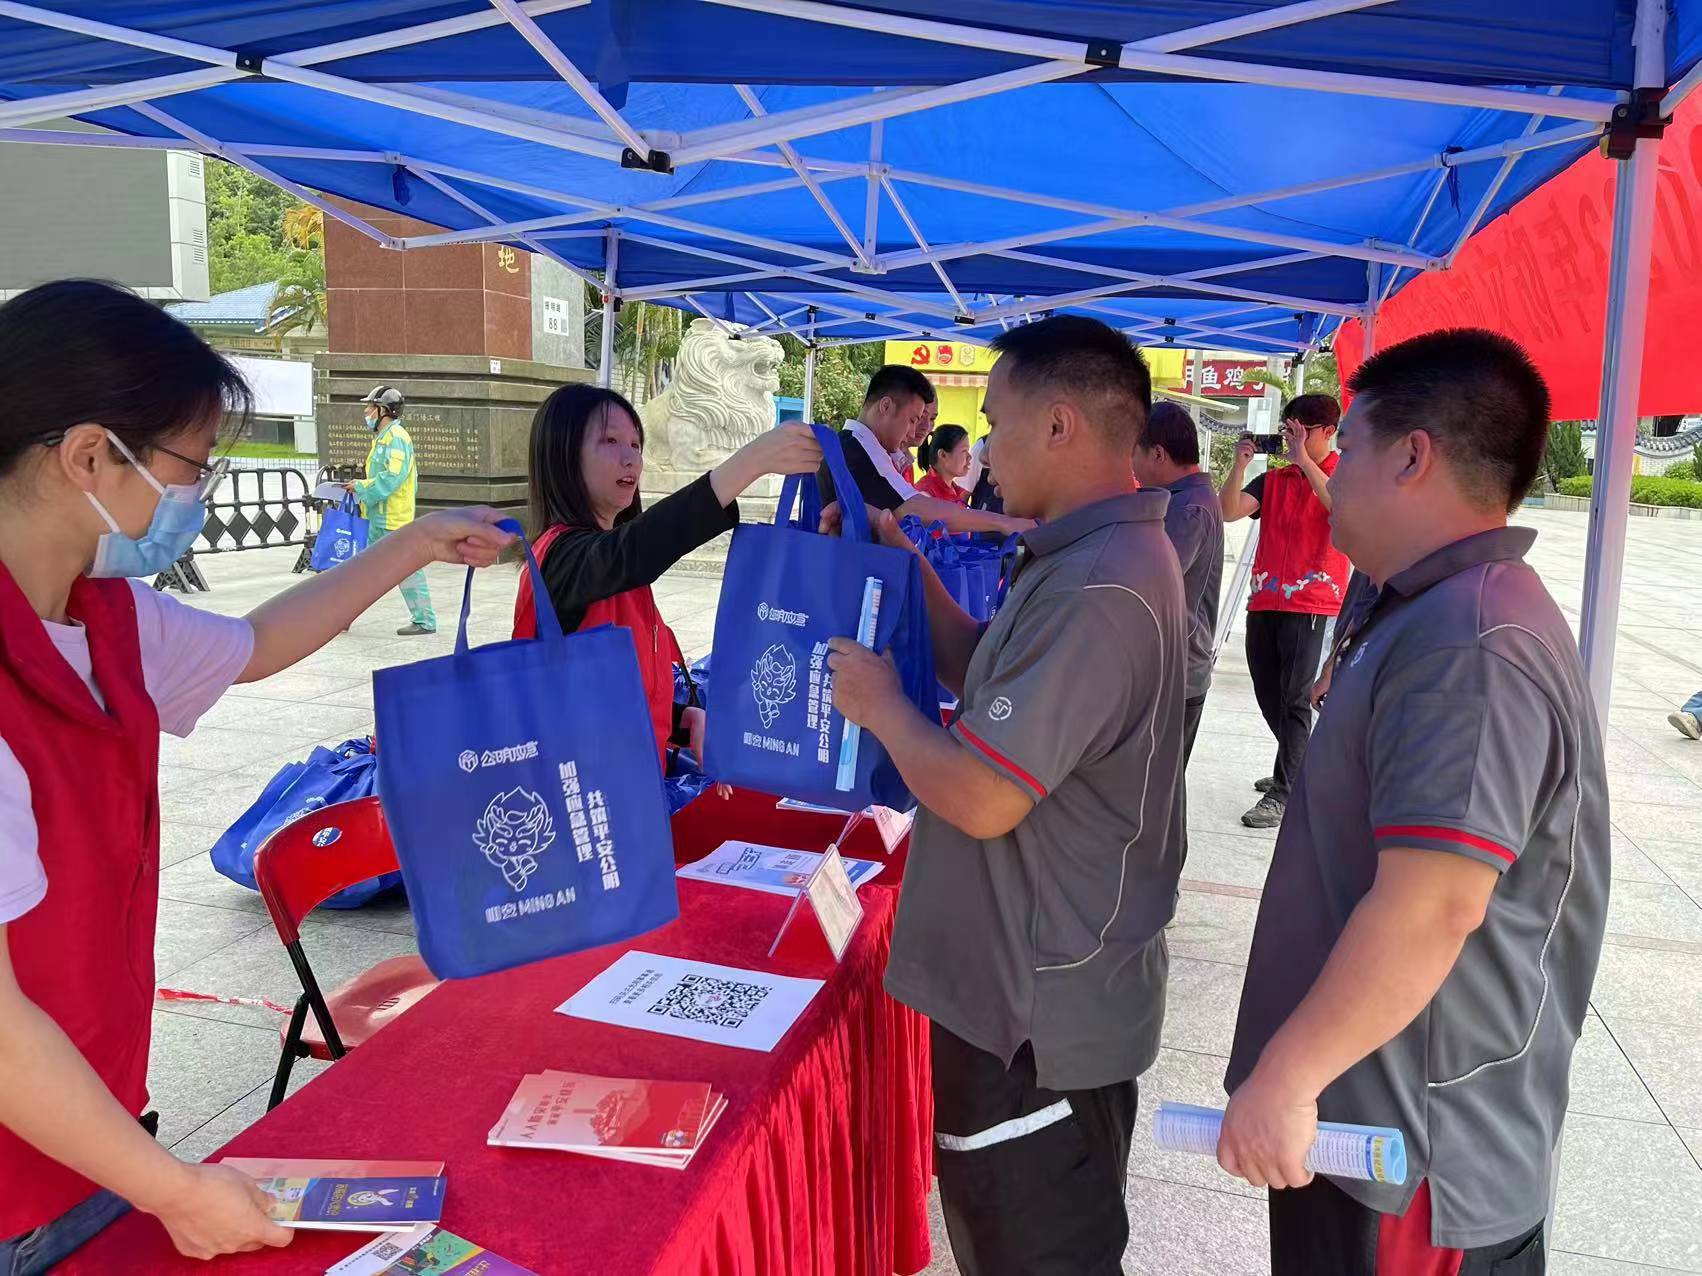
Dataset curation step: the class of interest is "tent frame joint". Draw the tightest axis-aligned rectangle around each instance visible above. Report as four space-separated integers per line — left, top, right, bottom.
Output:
1605 86 1670 159
621 146 675 174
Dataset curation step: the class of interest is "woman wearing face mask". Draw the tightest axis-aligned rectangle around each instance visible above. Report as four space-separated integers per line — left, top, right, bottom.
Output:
514 385 821 765
0 281 514 1274
913 424 972 507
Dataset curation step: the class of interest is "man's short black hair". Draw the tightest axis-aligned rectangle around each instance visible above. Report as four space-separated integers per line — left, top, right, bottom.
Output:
1138 400 1199 466
863 364 935 410
1284 393 1341 430
990 316 1151 448
1348 328 1551 514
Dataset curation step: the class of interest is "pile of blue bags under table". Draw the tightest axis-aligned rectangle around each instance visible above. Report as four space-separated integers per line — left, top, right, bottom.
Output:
210 735 400 908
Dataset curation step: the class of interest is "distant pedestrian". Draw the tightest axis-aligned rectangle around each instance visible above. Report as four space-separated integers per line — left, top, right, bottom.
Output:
349 386 436 636
1219 393 1349 828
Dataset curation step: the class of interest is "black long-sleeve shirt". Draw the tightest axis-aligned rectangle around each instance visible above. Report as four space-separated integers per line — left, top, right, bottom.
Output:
538 472 737 634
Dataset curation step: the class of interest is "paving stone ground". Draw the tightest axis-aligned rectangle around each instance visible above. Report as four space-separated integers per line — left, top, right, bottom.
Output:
144 507 1702 1274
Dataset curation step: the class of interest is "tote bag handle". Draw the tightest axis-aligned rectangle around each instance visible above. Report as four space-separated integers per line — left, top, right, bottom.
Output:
455 518 564 655
774 423 873 544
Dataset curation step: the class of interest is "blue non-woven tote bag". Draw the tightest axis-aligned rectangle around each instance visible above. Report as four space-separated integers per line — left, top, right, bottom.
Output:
705 424 939 811
373 523 677 978
210 738 398 908
311 494 367 571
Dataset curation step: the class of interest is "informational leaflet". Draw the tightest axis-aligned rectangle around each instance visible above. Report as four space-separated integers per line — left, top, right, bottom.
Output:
557 951 824 1053
677 841 883 898
327 1223 537 1275
222 1159 445 1233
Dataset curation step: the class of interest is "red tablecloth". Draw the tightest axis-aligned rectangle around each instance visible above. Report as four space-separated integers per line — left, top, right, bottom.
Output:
64 798 932 1276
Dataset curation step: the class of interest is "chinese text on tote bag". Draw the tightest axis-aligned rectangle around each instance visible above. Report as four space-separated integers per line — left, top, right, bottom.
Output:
373 523 677 978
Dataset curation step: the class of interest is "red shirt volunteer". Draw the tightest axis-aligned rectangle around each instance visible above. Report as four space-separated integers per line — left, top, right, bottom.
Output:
1245 452 1350 615
915 469 968 506
513 524 684 764
0 572 157 1240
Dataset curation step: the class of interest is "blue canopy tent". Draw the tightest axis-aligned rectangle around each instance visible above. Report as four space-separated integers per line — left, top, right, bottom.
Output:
1 0 1698 715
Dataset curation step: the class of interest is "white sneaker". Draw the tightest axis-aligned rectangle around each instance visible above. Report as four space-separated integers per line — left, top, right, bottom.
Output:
1669 711 1702 740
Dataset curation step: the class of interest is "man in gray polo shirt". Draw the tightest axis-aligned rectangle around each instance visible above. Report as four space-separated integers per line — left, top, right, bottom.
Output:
1219 329 1609 1275
1133 400 1224 764
829 316 1185 1276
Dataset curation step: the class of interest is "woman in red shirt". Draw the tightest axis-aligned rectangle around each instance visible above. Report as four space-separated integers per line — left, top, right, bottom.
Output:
913 424 972 506
513 385 820 764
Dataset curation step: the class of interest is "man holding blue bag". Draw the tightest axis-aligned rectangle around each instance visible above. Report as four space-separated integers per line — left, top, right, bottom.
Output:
830 317 1187 1276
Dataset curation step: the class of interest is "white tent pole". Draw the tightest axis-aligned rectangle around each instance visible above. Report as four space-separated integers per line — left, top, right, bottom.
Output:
0 67 247 128
881 176 969 314
803 311 819 421
1363 260 1379 358
487 0 653 160
733 86 870 264
1168 121 1600 219
597 232 620 390
1578 0 1667 719
864 122 884 262
704 0 1617 125
1442 96 1560 266
409 167 607 290
129 101 398 247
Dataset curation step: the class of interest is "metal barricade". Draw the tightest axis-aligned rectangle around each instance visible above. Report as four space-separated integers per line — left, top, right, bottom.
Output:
153 466 317 593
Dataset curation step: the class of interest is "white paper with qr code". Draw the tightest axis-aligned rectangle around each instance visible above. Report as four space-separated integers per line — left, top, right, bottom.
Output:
556 951 824 1053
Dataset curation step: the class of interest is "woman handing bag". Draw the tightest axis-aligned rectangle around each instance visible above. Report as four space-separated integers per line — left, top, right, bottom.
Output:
513 385 821 766
0 281 514 1273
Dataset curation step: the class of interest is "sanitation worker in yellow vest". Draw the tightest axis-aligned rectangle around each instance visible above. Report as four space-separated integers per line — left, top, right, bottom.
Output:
348 385 436 635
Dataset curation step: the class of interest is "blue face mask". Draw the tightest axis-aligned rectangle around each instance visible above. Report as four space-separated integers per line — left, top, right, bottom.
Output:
85 432 212 579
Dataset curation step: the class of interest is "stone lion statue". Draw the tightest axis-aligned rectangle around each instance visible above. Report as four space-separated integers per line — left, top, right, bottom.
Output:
640 318 785 472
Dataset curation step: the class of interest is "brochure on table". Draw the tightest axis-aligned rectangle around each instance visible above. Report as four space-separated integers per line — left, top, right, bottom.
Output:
487 1070 728 1169
328 1223 536 1275
557 951 824 1053
222 1159 446 1233
766 843 864 962
677 840 883 898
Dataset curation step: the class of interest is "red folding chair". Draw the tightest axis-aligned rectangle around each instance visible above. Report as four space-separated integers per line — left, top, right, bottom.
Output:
253 796 437 1110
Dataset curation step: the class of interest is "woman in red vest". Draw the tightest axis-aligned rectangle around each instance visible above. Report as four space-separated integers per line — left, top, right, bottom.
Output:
0 281 514 1273
513 384 820 765
913 424 972 507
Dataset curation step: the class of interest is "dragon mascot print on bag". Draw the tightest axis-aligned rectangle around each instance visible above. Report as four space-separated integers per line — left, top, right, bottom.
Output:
373 521 677 978
705 423 939 811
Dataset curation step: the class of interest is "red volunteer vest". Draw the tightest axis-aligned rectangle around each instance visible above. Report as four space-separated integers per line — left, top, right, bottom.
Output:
0 564 160 1240
1248 453 1350 616
512 526 678 764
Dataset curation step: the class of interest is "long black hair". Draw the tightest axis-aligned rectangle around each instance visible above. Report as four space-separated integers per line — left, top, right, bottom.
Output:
917 423 969 474
0 279 251 480
528 383 645 531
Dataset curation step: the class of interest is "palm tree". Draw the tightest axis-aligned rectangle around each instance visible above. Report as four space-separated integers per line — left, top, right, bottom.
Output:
268 204 328 348
584 285 685 401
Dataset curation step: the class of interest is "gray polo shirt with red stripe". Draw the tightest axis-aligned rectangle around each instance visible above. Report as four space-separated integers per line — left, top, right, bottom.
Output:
885 489 1187 1092
1227 526 1610 1249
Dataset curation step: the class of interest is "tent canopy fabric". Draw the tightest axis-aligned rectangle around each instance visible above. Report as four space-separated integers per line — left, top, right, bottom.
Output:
1336 90 1702 419
0 2 1657 90
0 1 1694 349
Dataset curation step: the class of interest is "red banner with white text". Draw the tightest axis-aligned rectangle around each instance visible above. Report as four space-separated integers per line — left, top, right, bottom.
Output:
1338 94 1702 420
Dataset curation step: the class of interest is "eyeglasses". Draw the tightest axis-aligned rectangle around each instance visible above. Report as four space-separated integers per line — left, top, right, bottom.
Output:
150 442 231 495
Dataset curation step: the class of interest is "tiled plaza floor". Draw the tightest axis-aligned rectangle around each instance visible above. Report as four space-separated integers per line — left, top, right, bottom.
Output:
140 507 1702 1274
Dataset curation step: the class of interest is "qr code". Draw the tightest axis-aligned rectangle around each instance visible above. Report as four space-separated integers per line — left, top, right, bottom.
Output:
648 973 770 1029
